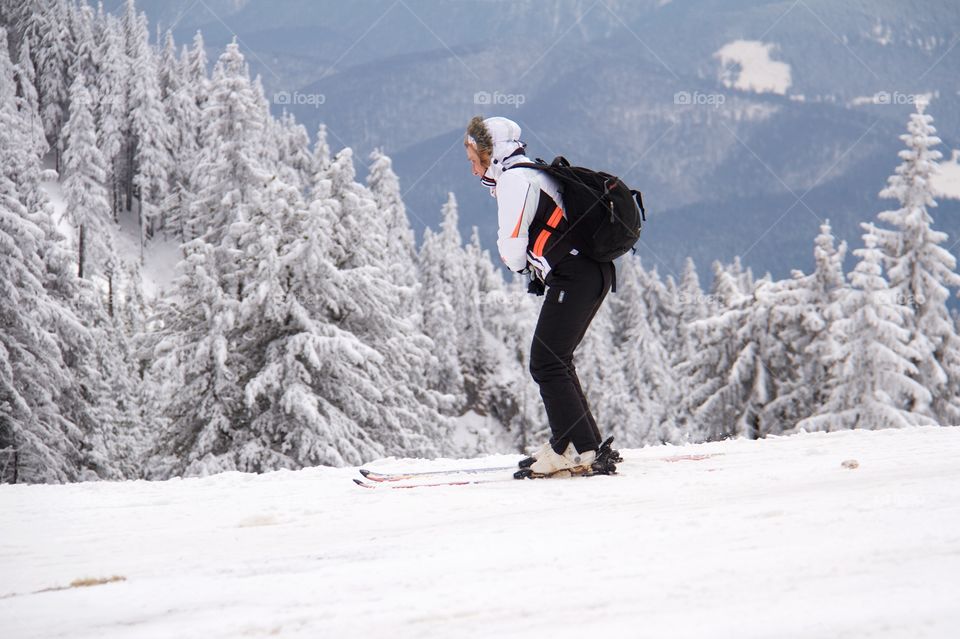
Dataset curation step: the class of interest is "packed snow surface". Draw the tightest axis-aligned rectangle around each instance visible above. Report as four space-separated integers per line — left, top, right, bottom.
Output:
2 427 959 638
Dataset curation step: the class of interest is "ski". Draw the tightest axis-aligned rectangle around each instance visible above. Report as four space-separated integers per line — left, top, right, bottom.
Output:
353 475 516 490
358 464 519 483
353 468 618 489
357 436 624 485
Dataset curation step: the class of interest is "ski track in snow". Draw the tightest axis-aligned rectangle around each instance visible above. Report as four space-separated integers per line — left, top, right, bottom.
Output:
2 427 959 638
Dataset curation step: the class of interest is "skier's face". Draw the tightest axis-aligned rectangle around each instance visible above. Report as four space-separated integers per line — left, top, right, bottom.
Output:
465 144 489 178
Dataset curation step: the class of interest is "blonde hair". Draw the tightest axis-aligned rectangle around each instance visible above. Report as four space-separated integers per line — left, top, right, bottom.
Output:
464 115 493 164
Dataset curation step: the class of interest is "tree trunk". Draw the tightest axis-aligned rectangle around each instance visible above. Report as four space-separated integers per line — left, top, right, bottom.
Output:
78 223 85 279
107 271 114 318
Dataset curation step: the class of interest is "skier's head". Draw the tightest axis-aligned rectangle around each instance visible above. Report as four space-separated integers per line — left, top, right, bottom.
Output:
464 115 525 189
464 116 492 177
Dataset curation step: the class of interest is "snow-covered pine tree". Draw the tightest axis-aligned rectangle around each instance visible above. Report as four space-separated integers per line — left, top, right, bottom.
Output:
745 272 815 437
188 40 268 244
611 255 678 444
61 71 112 281
418 224 465 405
275 110 315 191
159 30 201 241
483 273 545 453
323 147 381 267
0 30 86 483
183 29 208 93
317 148 449 456
94 11 129 219
157 29 178 98
578 293 644 446
239 177 390 469
767 221 848 433
0 178 86 483
67 1 96 81
1 27 46 212
313 122 331 174
366 148 418 291
124 0 170 244
431 192 497 410
32 0 73 169
636 261 679 345
671 257 707 407
183 30 209 150
799 224 935 432
454 227 526 451
872 102 960 424
146 237 246 477
4 37 136 482
417 194 467 408
13 34 48 160
250 74 279 171
458 227 502 417
679 260 753 441
70 280 145 481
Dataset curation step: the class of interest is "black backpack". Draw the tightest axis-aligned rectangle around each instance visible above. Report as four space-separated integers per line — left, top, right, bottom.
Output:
507 156 645 262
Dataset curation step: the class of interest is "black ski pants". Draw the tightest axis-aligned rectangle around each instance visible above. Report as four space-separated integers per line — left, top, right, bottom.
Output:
530 253 614 455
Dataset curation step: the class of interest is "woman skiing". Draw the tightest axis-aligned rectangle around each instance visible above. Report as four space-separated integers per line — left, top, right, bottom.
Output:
463 115 616 476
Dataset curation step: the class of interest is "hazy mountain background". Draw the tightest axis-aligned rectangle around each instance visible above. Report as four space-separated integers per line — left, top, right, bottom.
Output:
106 0 960 282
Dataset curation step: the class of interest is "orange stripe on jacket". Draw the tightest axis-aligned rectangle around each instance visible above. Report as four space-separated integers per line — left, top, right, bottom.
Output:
546 206 563 228
532 230 551 257
510 185 531 238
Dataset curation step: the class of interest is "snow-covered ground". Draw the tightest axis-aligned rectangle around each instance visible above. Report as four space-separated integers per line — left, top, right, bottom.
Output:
2 427 959 639
932 149 960 200
714 39 793 95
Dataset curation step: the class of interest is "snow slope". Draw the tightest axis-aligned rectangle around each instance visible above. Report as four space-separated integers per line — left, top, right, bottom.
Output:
2 427 959 638
714 40 793 95
932 150 960 200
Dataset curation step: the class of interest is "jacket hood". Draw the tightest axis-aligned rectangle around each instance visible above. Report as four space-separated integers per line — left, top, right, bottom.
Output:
473 116 525 185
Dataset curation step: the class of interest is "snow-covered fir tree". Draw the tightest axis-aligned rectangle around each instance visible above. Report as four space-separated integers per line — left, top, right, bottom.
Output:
314 149 450 456
0 31 84 482
417 195 466 407
872 103 960 425
679 260 754 440
238 177 392 469
93 10 129 219
13 35 48 160
158 30 201 240
147 238 245 477
30 0 73 168
123 0 170 244
578 298 643 445
61 71 112 280
612 256 680 444
366 148 418 291
799 224 935 431
187 40 269 244
274 110 315 191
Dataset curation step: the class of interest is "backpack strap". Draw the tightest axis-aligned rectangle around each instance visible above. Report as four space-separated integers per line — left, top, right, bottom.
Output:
631 189 646 220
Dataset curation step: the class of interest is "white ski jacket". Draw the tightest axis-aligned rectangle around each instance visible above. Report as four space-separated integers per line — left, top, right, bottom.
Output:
479 118 566 279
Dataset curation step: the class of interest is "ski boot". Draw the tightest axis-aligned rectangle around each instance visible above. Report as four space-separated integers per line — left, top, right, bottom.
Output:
514 436 620 479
